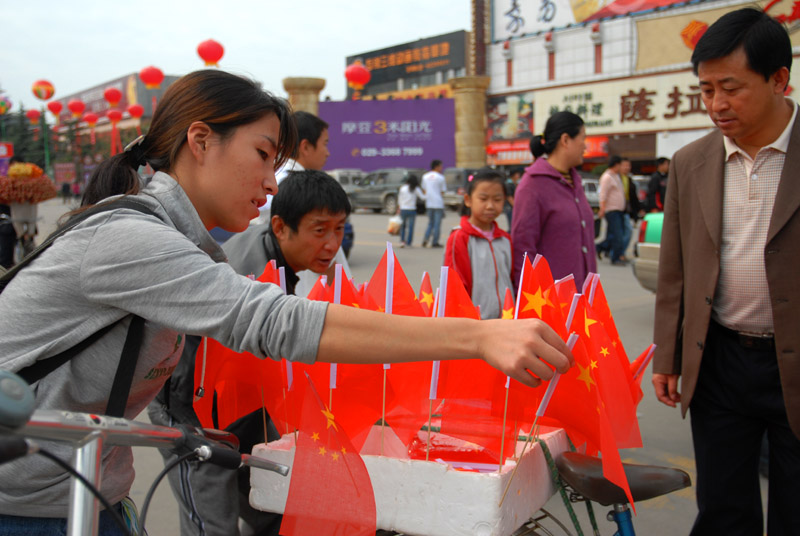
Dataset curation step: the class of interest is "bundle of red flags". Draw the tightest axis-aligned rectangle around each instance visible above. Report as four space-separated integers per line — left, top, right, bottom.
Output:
192 245 655 523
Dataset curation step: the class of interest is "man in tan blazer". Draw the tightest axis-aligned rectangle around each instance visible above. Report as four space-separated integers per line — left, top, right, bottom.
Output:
653 8 800 535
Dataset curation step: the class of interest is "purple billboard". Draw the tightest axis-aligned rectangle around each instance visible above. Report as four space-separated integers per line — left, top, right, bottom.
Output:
318 99 455 171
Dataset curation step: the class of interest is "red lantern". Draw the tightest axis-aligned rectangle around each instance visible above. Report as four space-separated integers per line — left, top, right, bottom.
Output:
128 103 145 136
127 104 144 119
107 109 122 124
139 66 165 89
104 87 123 108
47 101 63 116
83 113 98 127
32 80 55 101
345 61 371 90
68 99 85 118
197 39 224 67
25 109 41 124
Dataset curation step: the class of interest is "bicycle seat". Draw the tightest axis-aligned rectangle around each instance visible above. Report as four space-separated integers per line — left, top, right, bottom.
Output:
556 451 691 505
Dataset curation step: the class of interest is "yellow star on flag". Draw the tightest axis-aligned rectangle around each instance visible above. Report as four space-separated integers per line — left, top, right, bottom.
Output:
420 291 434 309
590 360 598 370
351 302 361 308
341 447 347 455
318 446 327 456
321 406 337 431
600 347 610 357
502 306 514 320
577 363 596 391
583 311 597 338
311 432 320 442
331 452 340 461
522 287 547 317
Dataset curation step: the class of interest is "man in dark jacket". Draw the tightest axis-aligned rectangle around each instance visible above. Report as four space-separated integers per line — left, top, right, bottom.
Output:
647 157 670 211
148 171 350 536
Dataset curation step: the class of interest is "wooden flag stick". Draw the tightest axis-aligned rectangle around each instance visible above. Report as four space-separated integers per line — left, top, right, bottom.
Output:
381 368 387 456
281 388 289 436
260 387 268 444
499 413 541 507
497 383 511 473
426 399 434 461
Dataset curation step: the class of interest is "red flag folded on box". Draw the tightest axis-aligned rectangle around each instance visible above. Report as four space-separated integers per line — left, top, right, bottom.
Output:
281 373 377 536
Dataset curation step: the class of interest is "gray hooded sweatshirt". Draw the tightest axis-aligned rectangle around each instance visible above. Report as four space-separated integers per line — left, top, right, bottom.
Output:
0 172 327 517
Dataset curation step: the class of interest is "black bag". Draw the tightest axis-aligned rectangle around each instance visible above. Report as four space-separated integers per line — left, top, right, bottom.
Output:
1 198 156 417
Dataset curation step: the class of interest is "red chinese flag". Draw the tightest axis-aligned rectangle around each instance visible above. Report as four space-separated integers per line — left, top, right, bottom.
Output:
501 287 515 320
419 271 435 317
554 275 578 320
569 296 641 450
366 247 425 317
306 276 329 301
516 255 567 340
586 275 629 363
281 373 377 536
628 343 656 406
256 259 280 284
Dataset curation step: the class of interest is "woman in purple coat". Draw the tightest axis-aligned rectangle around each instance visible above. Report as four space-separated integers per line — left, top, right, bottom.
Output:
511 112 597 287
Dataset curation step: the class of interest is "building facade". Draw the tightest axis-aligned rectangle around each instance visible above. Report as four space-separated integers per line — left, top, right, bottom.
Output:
479 0 800 170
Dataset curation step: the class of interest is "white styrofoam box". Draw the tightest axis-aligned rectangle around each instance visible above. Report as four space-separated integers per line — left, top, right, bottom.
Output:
250 426 568 536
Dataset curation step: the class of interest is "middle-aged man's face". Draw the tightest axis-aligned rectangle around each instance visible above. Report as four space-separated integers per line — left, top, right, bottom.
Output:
698 47 789 148
620 160 632 175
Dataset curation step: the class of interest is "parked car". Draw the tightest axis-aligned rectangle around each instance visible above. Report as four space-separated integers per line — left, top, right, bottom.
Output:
326 168 363 196
347 167 425 214
442 167 479 211
579 174 601 238
632 212 663 293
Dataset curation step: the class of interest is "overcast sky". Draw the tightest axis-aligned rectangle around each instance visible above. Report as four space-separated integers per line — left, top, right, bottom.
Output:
1 0 470 113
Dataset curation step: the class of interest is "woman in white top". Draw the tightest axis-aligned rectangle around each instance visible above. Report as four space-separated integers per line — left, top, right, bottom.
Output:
397 173 425 247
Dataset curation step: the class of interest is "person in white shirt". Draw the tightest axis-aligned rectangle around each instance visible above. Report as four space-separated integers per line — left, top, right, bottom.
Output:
246 111 350 296
397 173 425 247
421 159 446 247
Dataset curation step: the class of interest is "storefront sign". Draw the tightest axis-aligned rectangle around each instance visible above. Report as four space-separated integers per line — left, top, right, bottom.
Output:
535 71 716 135
346 31 466 99
319 99 455 171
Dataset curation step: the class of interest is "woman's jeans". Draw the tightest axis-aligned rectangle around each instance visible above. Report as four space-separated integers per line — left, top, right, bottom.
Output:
400 209 416 245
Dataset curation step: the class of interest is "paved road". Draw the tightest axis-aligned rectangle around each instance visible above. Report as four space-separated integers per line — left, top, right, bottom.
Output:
26 200 768 535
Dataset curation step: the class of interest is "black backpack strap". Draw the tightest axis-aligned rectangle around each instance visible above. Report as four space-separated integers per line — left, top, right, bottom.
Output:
17 322 118 385
105 315 146 417
9 197 158 416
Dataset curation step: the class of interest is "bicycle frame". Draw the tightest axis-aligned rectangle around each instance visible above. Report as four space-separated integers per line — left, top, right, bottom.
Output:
6 410 289 536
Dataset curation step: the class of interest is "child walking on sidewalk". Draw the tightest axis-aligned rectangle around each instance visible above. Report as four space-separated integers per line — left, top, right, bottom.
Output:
444 168 514 319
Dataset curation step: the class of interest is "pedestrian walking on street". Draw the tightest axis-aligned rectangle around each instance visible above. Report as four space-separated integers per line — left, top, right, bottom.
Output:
421 159 446 247
398 173 425 247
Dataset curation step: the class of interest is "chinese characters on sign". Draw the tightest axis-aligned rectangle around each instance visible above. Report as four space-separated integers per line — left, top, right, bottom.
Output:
505 0 525 33
534 71 712 135
548 92 611 128
320 99 455 171
364 42 451 73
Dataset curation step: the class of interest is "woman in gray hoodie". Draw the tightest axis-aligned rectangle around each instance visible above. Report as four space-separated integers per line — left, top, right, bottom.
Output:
0 69 572 534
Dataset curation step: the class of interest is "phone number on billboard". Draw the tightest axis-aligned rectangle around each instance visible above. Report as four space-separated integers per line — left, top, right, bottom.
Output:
360 147 424 157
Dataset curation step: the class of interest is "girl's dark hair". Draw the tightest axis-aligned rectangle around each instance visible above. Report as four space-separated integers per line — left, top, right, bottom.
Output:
80 70 297 208
406 173 420 191
529 111 584 158
467 167 506 195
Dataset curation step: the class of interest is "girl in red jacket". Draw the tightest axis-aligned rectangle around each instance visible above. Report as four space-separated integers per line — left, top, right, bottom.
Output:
444 168 514 319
